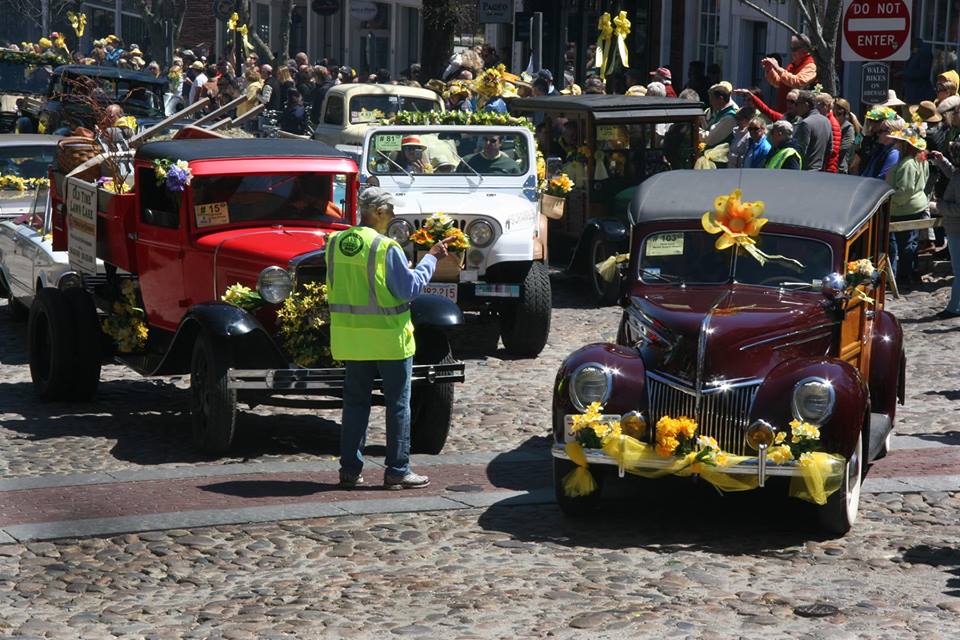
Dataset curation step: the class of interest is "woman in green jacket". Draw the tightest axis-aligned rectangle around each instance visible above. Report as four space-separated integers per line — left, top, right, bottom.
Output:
886 125 930 287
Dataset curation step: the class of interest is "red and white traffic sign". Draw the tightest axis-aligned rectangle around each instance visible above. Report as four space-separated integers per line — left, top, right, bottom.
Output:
841 0 912 62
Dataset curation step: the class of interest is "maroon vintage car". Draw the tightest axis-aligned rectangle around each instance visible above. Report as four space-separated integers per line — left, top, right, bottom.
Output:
552 170 904 535
35 138 464 455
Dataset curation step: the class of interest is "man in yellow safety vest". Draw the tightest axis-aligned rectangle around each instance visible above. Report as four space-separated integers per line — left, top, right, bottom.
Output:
327 187 450 490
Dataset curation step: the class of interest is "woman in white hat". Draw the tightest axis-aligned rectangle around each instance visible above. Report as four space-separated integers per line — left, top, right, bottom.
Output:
399 135 433 174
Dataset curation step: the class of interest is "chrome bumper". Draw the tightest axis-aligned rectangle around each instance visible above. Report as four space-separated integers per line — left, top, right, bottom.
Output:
228 362 465 392
552 442 806 486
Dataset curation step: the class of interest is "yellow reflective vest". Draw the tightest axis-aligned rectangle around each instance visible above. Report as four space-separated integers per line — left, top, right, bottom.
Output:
326 226 415 361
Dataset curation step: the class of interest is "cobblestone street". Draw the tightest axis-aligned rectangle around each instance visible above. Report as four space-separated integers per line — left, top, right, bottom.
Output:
1 274 959 639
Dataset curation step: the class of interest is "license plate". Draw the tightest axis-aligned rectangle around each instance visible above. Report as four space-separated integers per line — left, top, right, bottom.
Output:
424 283 458 302
475 283 520 298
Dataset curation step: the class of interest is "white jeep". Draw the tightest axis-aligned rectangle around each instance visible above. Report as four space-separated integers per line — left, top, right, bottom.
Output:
360 125 551 358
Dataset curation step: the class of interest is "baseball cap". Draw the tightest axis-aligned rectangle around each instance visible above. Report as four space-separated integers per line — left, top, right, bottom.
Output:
536 68 553 83
358 187 403 210
650 66 672 80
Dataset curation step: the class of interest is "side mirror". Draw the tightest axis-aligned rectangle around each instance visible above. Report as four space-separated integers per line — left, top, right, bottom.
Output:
821 272 847 303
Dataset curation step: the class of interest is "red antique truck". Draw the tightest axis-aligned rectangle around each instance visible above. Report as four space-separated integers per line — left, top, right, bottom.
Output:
36 138 464 454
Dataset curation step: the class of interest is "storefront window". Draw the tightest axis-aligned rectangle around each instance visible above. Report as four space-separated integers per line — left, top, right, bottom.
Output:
350 1 391 74
922 0 960 76
698 0 720 66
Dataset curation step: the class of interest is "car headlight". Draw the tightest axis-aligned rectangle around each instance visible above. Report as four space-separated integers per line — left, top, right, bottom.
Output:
792 378 835 424
467 219 495 247
257 266 293 304
568 363 613 412
386 218 412 244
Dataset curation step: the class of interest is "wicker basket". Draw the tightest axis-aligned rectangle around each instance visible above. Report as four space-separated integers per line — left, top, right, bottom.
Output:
55 137 101 182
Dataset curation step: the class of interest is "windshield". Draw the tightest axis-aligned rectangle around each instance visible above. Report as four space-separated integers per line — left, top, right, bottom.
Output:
0 145 55 180
191 173 349 228
349 95 438 123
367 131 530 176
59 75 164 116
0 61 50 94
639 230 832 287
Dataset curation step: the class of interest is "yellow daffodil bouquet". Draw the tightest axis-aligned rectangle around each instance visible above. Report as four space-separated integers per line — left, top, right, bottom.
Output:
222 282 336 368
102 280 148 353
408 213 470 252
545 173 575 198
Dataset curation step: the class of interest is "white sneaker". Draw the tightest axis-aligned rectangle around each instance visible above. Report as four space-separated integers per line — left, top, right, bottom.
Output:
383 472 430 490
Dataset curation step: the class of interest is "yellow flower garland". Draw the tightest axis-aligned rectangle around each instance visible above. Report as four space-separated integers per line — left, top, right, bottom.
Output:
564 410 846 505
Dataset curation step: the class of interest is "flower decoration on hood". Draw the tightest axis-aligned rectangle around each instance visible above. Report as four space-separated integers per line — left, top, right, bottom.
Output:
702 188 803 267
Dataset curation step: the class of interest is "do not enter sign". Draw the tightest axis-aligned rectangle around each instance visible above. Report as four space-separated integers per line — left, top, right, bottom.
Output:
841 0 911 62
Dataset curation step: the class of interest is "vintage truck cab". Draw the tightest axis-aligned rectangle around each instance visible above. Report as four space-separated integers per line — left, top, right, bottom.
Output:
36 138 464 454
551 170 905 535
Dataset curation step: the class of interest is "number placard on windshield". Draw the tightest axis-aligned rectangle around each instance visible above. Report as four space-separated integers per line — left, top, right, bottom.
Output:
646 233 685 256
375 135 402 152
195 202 230 228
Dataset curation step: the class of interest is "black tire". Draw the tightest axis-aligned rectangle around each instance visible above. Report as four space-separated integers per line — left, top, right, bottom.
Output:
499 261 552 358
410 353 455 454
8 297 28 321
554 457 603 517
61 288 101 401
816 434 863 536
189 334 237 454
590 236 620 307
28 288 77 400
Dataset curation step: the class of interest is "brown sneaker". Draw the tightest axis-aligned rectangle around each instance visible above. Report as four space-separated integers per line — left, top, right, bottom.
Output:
383 472 430 490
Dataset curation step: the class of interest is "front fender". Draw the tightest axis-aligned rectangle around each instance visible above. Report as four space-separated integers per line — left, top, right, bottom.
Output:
869 310 905 418
152 302 286 376
752 357 868 459
410 294 463 328
569 217 630 273
552 342 646 442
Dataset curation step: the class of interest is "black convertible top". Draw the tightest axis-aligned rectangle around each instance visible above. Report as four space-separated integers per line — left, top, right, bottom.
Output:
54 65 166 86
137 138 349 163
629 170 895 238
510 95 704 121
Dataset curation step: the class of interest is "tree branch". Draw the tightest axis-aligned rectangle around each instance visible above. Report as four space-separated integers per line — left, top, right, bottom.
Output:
735 0 801 38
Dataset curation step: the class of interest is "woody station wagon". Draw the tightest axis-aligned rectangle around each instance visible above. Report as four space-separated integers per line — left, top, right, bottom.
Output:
551 170 904 535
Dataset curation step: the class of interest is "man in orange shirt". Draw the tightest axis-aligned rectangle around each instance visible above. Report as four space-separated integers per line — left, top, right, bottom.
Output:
763 34 818 112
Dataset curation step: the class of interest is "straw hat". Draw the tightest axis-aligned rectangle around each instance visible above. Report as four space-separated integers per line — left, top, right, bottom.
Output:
560 83 582 96
889 125 927 151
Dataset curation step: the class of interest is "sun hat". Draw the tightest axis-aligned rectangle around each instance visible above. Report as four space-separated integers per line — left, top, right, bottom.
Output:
875 89 906 107
889 125 927 151
937 95 960 114
909 101 942 123
401 135 426 148
190 60 204 70
865 105 898 121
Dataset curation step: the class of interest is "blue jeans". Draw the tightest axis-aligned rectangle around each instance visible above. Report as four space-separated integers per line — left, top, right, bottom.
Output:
889 212 925 282
340 357 412 479
947 230 960 313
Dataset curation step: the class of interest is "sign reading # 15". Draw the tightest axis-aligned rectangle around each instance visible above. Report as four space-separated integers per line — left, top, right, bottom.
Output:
66 177 98 275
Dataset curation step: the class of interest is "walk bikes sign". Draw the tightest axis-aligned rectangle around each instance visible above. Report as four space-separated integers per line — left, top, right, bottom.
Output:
841 0 911 62
861 62 890 105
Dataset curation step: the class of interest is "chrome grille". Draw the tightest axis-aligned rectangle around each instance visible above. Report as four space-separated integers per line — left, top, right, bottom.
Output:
294 265 326 289
647 373 760 456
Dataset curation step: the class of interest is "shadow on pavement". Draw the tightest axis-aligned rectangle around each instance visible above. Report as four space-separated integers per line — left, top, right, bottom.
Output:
199 479 328 497
0 378 344 466
909 431 960 446
901 545 960 597
478 439 837 551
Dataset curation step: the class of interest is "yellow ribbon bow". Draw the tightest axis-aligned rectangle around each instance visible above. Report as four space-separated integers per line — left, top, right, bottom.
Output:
67 11 86 38
613 10 631 68
701 188 803 268
595 12 613 80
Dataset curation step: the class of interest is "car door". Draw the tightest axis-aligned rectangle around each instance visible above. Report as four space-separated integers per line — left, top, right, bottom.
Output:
4 187 47 301
133 165 187 332
312 93 345 144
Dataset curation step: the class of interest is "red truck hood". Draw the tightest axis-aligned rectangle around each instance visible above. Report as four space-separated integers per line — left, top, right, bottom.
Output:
631 285 836 384
195 227 336 298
